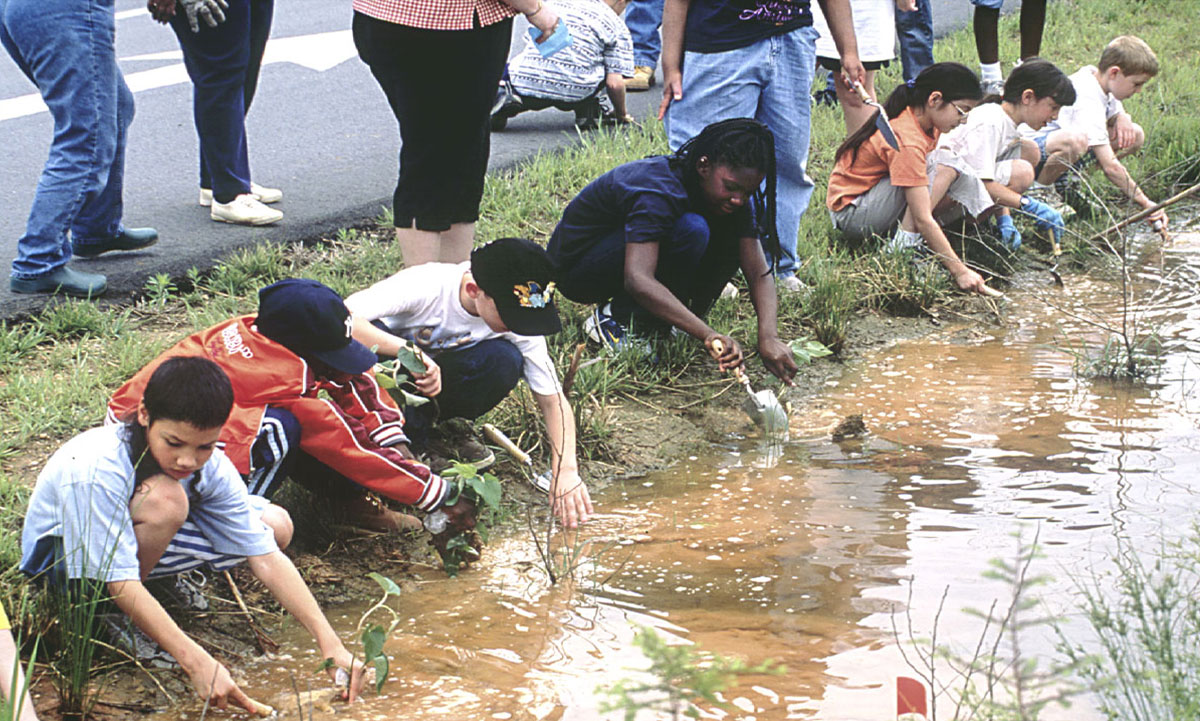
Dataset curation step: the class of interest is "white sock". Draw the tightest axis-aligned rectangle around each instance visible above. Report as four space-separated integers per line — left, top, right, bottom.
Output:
980 62 1003 82
887 228 923 252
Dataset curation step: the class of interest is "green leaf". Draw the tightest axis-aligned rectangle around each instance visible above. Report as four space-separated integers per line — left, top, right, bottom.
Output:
789 338 833 365
362 624 386 661
316 657 335 673
367 572 401 597
394 345 428 375
372 655 389 695
467 475 502 510
374 370 397 390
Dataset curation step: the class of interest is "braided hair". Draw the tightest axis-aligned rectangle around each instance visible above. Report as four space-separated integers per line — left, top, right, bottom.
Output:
670 119 780 274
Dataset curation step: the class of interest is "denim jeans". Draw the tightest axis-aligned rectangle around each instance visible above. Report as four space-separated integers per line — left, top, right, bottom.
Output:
170 0 274 202
665 26 819 280
0 0 133 279
895 0 934 82
624 0 663 68
556 213 740 329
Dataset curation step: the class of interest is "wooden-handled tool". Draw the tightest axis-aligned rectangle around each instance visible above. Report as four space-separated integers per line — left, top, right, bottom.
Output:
711 339 788 437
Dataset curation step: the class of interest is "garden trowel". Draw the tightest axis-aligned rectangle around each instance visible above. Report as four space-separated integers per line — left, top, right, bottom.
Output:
712 340 788 438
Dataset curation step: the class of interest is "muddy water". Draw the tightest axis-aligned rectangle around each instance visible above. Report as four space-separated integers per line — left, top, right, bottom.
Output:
175 232 1200 721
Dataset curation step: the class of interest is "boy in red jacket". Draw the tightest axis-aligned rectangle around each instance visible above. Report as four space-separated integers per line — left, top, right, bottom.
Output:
109 279 472 535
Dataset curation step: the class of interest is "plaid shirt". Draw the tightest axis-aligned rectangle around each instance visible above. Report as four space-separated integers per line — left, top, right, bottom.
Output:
353 0 518 29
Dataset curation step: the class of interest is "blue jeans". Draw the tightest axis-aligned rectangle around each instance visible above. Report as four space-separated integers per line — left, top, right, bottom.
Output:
170 0 274 202
665 26 818 279
556 213 740 329
895 1 934 82
624 0 663 68
0 0 133 279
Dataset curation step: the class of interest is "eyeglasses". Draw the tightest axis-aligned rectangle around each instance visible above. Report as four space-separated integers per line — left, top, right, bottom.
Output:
950 102 970 118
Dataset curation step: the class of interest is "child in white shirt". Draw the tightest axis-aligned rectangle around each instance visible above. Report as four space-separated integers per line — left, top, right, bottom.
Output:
1027 36 1166 232
929 58 1074 250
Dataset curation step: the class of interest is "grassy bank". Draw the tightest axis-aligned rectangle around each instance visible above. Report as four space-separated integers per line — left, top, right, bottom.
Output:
0 0 1198 702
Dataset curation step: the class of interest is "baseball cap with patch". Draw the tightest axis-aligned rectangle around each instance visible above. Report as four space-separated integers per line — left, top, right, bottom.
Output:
256 278 376 374
470 238 562 336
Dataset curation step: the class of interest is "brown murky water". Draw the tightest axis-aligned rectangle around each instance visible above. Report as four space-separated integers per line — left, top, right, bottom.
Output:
172 232 1200 721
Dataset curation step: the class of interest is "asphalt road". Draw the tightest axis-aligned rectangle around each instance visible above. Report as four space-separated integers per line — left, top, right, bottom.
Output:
0 0 976 319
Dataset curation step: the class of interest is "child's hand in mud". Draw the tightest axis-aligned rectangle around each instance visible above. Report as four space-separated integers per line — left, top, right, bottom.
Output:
430 497 483 567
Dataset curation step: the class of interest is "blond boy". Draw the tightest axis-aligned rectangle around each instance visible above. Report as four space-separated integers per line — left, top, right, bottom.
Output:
1030 36 1166 229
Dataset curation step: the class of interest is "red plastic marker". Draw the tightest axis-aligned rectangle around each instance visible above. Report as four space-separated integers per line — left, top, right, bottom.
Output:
897 676 927 718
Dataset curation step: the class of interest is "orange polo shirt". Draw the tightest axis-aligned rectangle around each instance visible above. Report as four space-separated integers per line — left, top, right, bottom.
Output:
826 107 938 212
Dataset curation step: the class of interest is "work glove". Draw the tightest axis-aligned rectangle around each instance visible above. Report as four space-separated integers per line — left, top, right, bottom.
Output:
995 213 1021 251
1019 196 1064 247
179 0 228 33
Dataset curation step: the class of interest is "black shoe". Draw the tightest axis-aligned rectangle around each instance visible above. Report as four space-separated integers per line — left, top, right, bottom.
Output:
425 418 495 471
10 265 107 297
490 82 522 131
813 87 839 108
574 100 601 131
72 227 158 258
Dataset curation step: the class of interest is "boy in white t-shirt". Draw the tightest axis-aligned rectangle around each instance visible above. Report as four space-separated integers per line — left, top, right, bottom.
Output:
1028 36 1166 231
345 238 593 529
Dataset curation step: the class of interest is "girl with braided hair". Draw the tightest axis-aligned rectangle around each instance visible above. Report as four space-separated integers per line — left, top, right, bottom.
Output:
826 63 999 296
548 119 798 384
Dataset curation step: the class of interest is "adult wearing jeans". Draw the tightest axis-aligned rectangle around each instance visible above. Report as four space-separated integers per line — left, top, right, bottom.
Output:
895 0 933 82
623 0 663 91
352 0 560 269
0 0 158 297
658 0 863 293
148 0 284 226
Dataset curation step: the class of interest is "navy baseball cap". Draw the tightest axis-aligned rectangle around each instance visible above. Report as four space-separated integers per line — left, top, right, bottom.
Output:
470 238 562 336
256 279 376 374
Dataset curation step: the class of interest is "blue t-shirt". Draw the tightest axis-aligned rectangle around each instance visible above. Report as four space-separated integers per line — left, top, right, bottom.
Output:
20 425 277 583
684 0 812 54
547 155 755 273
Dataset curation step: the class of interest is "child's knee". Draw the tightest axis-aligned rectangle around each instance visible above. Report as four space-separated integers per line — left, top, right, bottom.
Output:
1052 130 1089 160
129 474 190 530
1019 138 1041 166
1006 159 1035 192
262 504 294 550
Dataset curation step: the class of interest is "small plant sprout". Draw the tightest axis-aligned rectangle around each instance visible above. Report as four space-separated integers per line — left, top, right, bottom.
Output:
319 572 403 696
143 273 177 307
374 348 433 410
435 462 503 576
788 337 833 365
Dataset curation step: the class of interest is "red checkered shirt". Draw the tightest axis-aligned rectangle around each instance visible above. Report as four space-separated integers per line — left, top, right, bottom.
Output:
353 0 518 29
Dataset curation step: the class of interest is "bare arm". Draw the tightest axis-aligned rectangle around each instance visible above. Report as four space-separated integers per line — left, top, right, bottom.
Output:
0 630 39 721
350 317 441 397
624 241 745 371
905 186 990 294
533 391 592 528
739 237 796 384
108 579 260 713
604 72 629 120
657 0 690 119
246 551 365 701
816 0 865 86
502 0 559 36
1094 143 1157 210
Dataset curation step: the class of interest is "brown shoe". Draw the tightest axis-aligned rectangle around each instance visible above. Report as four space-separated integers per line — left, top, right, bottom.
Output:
335 492 422 533
625 66 655 92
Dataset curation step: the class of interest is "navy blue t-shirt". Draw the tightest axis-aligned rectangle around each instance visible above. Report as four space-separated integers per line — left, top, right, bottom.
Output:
684 0 813 54
547 155 755 272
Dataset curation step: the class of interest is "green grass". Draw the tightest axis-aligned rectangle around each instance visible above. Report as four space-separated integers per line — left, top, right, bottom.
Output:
0 0 1196 660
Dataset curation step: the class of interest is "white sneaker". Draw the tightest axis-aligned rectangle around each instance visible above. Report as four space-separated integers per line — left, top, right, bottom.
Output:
778 275 806 293
211 194 283 226
199 182 283 207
